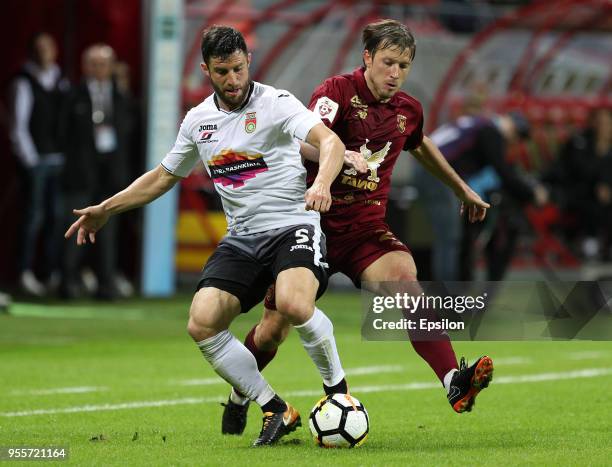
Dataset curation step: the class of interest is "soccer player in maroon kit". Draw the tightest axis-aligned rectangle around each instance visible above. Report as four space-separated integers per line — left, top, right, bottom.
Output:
221 19 494 435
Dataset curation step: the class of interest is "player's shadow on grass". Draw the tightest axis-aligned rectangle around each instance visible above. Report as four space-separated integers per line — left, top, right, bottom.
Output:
278 439 303 446
234 438 304 450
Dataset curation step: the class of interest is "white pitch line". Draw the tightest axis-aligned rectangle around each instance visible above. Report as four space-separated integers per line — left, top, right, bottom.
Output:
286 381 438 397
344 365 404 376
566 351 609 360
173 365 405 387
286 368 612 398
493 357 533 365
1 397 224 417
0 337 78 346
2 368 611 418
494 368 612 384
173 377 225 387
10 386 107 396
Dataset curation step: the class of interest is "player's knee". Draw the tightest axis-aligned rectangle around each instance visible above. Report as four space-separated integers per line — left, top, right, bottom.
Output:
187 312 218 342
187 319 219 342
388 264 418 282
397 271 418 282
275 295 314 324
187 288 239 341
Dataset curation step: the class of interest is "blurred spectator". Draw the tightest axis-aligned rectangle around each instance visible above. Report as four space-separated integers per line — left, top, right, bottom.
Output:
113 60 138 298
9 32 69 297
414 111 547 281
113 61 132 96
438 0 485 33
0 290 10 314
545 107 612 261
60 44 133 300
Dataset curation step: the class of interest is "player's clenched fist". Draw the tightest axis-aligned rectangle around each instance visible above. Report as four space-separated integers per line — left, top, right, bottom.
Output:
305 182 332 213
64 205 109 245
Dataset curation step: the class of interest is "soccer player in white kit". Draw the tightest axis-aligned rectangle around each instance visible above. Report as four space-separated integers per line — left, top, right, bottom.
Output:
65 26 349 446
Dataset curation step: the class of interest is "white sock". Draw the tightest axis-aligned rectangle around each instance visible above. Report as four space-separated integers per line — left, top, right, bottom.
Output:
443 369 459 393
230 388 250 406
294 307 345 387
197 330 275 407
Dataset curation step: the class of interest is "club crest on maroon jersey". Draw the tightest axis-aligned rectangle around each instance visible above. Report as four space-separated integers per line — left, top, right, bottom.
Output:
397 114 407 133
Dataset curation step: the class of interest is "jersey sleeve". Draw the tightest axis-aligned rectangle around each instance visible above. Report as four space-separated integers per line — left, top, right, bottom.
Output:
308 78 346 128
160 111 199 178
403 102 424 151
273 90 321 141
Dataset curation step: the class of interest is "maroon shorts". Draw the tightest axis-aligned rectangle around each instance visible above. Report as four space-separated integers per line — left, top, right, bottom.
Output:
325 221 411 287
265 222 411 308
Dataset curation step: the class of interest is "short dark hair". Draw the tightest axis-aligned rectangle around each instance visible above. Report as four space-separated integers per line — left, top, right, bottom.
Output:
362 19 416 61
201 25 248 65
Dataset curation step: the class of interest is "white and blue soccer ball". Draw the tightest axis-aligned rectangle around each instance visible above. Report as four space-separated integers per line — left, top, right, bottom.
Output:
308 393 369 448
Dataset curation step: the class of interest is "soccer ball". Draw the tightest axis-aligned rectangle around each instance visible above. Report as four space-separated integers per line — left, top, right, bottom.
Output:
308 393 369 448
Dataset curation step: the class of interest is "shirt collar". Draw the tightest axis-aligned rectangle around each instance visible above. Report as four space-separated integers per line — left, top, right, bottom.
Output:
86 78 112 94
24 61 60 85
214 81 255 113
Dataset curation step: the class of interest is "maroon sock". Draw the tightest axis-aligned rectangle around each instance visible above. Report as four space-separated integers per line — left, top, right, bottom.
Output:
410 339 458 383
400 285 459 383
234 325 278 398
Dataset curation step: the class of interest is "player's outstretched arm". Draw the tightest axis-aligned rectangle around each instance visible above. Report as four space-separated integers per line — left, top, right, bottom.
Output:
303 123 345 212
65 165 181 245
411 135 490 222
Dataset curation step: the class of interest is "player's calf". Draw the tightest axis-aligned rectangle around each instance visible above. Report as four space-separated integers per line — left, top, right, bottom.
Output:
255 308 291 350
222 312 290 436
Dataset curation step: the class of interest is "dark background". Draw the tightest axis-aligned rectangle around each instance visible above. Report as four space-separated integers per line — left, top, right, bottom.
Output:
0 0 142 283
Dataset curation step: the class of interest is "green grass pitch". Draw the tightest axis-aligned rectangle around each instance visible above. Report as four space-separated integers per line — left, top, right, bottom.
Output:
1 292 611 466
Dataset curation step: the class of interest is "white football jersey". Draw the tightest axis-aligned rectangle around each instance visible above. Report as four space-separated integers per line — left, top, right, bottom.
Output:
162 82 322 235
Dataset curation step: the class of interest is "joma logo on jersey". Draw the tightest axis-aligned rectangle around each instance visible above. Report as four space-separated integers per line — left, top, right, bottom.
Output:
199 124 218 131
197 123 219 144
290 244 314 252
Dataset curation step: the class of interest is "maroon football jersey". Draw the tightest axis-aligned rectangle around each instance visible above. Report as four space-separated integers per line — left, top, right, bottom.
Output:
306 67 424 232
